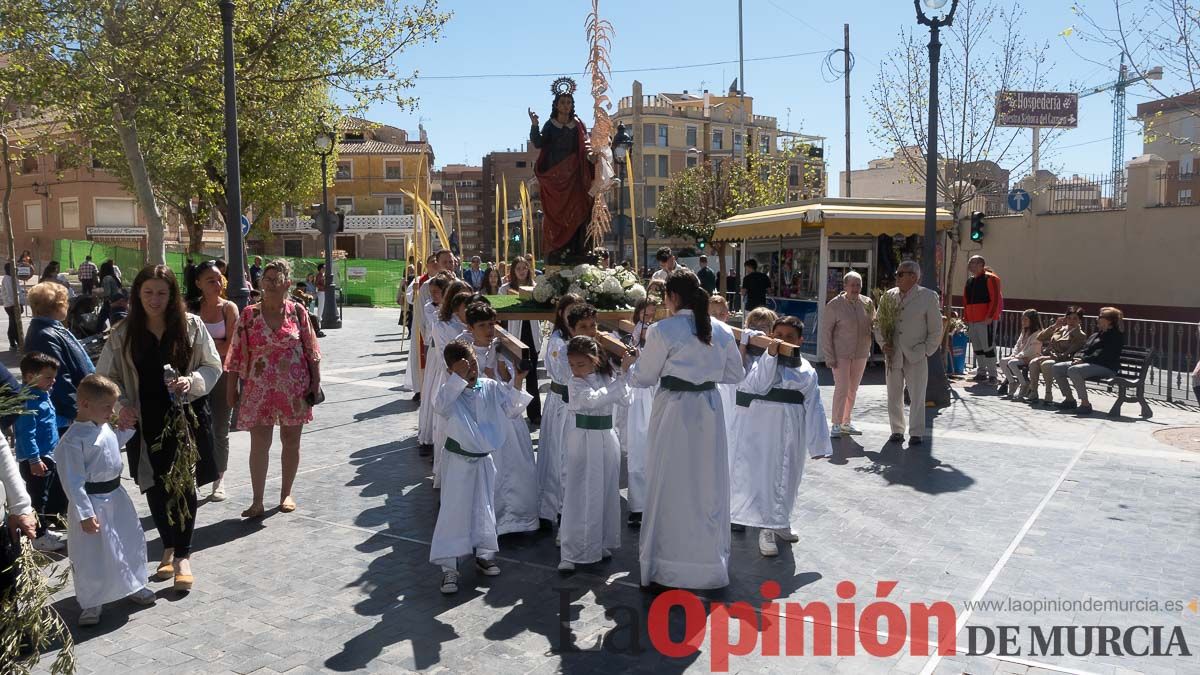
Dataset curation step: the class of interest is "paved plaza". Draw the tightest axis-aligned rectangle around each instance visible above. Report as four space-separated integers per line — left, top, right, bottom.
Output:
7 308 1199 675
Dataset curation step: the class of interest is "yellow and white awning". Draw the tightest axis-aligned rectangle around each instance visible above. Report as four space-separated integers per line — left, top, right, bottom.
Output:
711 199 954 242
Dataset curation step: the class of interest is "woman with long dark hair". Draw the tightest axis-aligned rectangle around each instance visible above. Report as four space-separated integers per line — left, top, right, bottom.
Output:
98 265 222 592
480 267 502 295
499 256 542 424
625 269 743 589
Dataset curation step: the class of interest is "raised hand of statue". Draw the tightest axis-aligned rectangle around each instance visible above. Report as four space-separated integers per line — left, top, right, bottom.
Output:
528 108 539 126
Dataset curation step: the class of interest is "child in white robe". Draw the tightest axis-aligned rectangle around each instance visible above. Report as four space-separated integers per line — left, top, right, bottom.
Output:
430 341 531 594
708 295 739 439
460 302 540 536
558 336 629 571
416 275 449 450
627 270 744 590
428 281 472 486
55 374 156 626
536 294 582 524
728 317 832 557
621 298 658 529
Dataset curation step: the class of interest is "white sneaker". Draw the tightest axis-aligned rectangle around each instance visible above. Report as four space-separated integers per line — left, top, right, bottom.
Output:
32 533 65 553
830 424 843 438
773 529 799 543
758 529 778 557
209 478 226 502
842 423 863 436
440 570 459 594
78 606 102 626
127 587 156 606
601 549 613 559
557 560 575 572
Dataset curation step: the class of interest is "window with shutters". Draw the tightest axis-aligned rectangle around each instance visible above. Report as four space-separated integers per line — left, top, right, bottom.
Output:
686 126 698 148
283 239 303 257
658 155 669 178
712 129 724 150
658 125 669 147
643 154 655 178
60 200 79 230
642 123 655 146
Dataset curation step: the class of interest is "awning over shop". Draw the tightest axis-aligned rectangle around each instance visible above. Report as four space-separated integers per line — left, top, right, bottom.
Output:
711 199 954 242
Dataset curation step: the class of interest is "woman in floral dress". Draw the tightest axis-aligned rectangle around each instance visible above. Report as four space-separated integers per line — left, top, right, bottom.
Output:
225 259 322 518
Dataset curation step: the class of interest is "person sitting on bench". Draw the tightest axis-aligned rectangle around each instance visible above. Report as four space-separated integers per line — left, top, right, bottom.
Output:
1051 307 1125 415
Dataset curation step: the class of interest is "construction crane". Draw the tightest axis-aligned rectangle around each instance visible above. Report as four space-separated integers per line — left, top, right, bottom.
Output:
1079 56 1163 196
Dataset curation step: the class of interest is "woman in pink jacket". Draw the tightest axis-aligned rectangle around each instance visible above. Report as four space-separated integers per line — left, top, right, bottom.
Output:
819 272 875 437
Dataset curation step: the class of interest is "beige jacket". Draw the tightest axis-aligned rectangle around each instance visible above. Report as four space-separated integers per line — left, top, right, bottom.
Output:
820 293 875 362
97 314 222 490
873 285 943 366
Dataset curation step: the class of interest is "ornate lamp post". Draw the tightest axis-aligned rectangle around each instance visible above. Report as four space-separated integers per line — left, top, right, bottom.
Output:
314 127 341 329
914 0 958 405
610 123 634 261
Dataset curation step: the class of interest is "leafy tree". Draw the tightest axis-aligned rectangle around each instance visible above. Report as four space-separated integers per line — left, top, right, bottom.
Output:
656 145 811 292
869 0 1062 301
3 0 450 264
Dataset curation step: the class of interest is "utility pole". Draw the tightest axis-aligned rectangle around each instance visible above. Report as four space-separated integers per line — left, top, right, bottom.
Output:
738 0 746 165
844 23 852 198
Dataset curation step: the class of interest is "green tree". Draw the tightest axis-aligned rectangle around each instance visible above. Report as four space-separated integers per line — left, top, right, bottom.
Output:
656 146 810 292
3 0 450 264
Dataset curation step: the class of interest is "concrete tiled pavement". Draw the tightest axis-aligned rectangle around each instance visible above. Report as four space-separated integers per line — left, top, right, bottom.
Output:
5 308 1199 674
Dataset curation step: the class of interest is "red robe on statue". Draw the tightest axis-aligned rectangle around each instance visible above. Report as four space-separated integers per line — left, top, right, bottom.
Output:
534 118 595 254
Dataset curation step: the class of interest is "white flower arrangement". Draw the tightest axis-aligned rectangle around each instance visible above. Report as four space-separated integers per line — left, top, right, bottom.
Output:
528 264 644 310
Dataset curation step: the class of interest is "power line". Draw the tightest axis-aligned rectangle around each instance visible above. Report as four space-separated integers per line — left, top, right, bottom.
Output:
416 49 830 81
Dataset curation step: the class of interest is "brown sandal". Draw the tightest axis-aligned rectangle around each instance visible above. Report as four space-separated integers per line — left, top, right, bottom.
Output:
241 504 265 519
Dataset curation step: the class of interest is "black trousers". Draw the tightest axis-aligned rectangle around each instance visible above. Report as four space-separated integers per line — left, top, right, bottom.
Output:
0 523 19 600
81 279 96 296
18 456 67 537
145 485 197 559
519 320 542 423
5 305 20 346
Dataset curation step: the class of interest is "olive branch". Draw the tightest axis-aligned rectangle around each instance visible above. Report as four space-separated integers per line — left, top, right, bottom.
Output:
0 540 77 674
149 401 200 527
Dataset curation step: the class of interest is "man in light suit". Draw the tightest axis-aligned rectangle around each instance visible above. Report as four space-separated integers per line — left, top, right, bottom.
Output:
874 260 943 446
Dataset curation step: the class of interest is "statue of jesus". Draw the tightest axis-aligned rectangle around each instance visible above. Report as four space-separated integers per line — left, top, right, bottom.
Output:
529 82 597 264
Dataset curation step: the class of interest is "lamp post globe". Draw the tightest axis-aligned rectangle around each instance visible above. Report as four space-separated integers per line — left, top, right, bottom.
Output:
314 132 333 154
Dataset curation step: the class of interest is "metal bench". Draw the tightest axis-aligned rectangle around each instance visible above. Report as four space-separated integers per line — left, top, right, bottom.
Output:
1086 346 1154 419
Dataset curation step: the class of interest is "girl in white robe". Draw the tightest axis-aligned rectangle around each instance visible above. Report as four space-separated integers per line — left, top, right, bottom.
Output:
729 316 832 557
559 336 629 571
499 255 544 425
627 270 744 590
621 299 658 528
708 296 739 438
536 294 582 523
430 342 532 594
56 380 155 620
416 276 449 447
428 282 472 486
459 302 540 536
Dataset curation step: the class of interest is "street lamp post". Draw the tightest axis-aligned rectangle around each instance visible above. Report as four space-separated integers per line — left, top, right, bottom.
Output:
219 0 249 310
314 128 341 329
914 0 958 406
610 123 634 262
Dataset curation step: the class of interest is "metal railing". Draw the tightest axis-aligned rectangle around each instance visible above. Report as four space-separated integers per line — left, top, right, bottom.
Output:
1044 172 1127 214
952 307 1199 405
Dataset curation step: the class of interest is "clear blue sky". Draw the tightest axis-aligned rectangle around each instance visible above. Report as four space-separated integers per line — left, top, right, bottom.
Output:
356 0 1178 187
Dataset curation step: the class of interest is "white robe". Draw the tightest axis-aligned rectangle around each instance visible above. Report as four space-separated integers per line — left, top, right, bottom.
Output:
729 354 831 530
407 279 432 393
561 372 628 564
429 374 531 568
55 421 147 609
714 319 740 438
536 331 571 520
416 299 440 445
462 334 541 535
621 321 655 514
629 310 744 589
428 315 467 485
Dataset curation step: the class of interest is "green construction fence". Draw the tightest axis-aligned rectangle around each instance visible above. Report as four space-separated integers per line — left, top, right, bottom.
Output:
52 240 408 308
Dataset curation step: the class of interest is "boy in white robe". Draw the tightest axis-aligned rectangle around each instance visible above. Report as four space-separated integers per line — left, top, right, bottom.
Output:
430 341 531 594
728 317 832 557
537 294 582 525
559 336 630 571
55 374 156 626
621 299 658 529
459 302 540 536
428 282 472 487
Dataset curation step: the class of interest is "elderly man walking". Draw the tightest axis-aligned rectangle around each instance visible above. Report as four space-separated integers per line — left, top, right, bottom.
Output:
875 261 943 446
963 255 1003 381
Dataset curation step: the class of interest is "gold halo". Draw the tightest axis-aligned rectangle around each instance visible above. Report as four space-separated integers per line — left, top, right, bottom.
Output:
550 77 577 97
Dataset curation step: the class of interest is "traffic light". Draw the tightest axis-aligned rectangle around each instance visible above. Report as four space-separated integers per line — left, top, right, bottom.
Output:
969 211 986 243
696 236 707 250
336 211 345 233
308 204 323 231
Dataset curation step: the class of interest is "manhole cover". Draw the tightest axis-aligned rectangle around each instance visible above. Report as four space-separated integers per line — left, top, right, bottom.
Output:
1153 426 1200 453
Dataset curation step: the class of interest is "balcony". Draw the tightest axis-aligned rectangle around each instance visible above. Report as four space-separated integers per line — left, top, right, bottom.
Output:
269 213 417 234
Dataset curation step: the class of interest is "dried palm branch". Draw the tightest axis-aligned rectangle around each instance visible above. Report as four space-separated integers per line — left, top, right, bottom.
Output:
585 0 616 248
